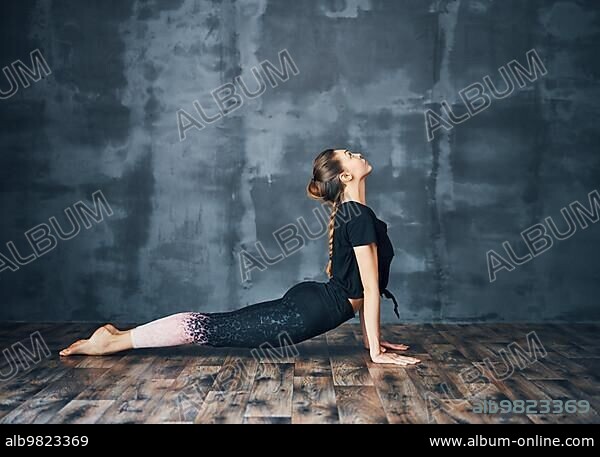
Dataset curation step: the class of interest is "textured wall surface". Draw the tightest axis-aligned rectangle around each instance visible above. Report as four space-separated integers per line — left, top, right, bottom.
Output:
0 0 599 323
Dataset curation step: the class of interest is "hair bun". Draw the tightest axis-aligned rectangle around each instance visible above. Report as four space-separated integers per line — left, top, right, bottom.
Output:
306 177 324 201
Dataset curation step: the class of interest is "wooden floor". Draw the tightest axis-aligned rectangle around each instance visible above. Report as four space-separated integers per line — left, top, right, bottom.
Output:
0 322 598 424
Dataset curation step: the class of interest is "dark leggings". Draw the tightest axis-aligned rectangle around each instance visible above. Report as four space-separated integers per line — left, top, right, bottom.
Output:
130 281 355 349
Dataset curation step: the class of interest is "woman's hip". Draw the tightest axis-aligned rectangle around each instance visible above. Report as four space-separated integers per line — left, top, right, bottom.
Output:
283 281 355 331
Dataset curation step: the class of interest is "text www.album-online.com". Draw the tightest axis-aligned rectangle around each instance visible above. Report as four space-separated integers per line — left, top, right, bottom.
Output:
429 436 594 447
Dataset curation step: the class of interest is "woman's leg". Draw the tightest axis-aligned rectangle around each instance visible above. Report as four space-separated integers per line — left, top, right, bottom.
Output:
59 281 346 356
130 312 209 348
59 312 210 356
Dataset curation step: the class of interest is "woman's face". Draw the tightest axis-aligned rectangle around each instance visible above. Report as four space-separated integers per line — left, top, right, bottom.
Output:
335 148 372 181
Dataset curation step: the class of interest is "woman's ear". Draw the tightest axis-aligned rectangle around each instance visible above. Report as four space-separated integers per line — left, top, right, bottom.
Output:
339 171 352 183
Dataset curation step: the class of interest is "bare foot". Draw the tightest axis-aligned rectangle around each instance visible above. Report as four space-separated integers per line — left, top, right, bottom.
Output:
102 323 126 335
59 325 121 357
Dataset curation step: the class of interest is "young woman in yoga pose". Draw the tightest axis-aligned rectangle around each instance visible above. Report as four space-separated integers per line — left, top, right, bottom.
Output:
60 148 421 366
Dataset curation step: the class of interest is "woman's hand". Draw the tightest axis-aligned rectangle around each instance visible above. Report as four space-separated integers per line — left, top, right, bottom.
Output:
363 341 410 352
370 351 421 366
381 340 409 351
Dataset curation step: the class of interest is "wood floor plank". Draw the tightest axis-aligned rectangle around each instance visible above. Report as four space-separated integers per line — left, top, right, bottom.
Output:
570 358 600 379
293 339 331 377
193 391 251 424
329 344 367 368
437 330 487 360
294 354 331 377
74 356 125 369
51 400 115 424
72 355 157 401
292 376 339 424
478 324 512 342
325 327 359 346
569 374 600 415
405 353 463 401
531 379 600 424
413 324 454 345
427 343 475 366
250 342 299 364
486 372 560 424
427 397 531 424
243 416 291 424
329 342 376 387
552 344 600 359
146 354 188 379
0 367 107 424
245 363 294 418
540 351 593 378
190 352 259 423
554 324 599 347
0 324 55 370
369 366 429 423
0 322 597 424
211 352 259 393
332 367 373 386
463 385 533 424
0 358 69 404
450 324 512 361
334 386 387 424
145 365 221 423
480 342 556 380
513 324 583 352
154 345 230 365
95 378 175 424
0 398 69 424
437 360 494 399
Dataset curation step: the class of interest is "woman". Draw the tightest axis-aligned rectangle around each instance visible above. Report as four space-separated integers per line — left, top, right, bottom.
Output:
60 148 421 366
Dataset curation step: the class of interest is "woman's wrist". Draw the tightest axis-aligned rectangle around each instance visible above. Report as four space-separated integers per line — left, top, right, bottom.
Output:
369 345 381 358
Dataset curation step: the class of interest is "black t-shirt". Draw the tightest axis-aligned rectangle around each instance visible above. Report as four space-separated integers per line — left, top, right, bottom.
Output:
328 201 399 318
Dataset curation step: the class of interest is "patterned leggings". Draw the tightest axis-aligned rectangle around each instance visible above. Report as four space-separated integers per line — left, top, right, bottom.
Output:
129 281 355 349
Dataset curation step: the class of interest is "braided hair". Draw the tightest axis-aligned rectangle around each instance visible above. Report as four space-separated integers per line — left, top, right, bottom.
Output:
306 149 346 278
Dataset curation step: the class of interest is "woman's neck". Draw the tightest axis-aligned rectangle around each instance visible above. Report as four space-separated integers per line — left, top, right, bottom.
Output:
342 180 367 205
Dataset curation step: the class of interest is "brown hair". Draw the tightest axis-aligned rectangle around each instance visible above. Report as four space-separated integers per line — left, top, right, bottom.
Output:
306 148 346 278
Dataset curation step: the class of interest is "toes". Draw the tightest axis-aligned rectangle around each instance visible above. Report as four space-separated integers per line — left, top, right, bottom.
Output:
59 339 87 356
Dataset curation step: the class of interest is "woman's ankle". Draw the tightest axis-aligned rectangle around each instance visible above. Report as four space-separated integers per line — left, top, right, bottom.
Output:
107 330 134 353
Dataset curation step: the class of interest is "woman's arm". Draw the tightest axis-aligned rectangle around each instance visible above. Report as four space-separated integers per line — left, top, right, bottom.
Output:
353 243 381 358
359 307 369 349
354 243 420 366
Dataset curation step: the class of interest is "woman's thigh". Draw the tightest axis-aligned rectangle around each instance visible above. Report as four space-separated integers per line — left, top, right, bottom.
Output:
205 281 332 348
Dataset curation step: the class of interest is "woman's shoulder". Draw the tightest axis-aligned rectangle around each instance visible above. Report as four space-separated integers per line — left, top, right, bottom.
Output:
334 203 371 234
337 201 390 235
336 202 377 233
337 201 376 219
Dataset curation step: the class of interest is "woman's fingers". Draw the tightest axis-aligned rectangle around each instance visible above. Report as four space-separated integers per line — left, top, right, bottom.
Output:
381 341 410 351
396 354 421 364
386 354 420 365
390 356 413 366
371 352 421 366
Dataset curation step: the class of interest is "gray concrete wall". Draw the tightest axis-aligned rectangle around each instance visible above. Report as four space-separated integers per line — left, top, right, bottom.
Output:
0 0 599 323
